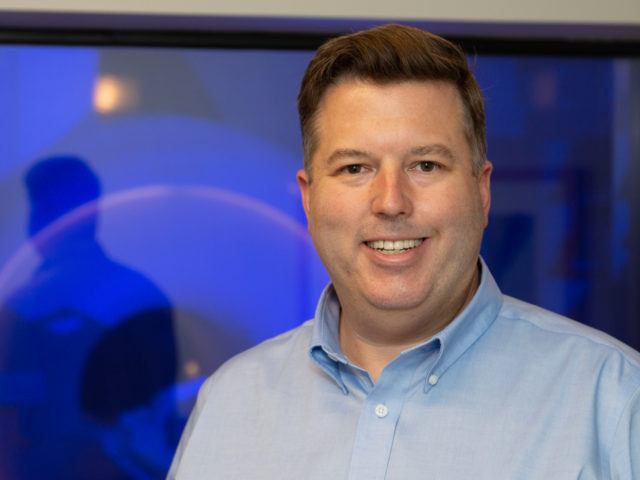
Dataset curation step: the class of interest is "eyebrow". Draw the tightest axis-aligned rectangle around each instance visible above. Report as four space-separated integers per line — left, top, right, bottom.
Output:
326 148 374 165
409 144 456 161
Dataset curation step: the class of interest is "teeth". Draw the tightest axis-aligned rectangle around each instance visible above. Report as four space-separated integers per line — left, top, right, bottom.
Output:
366 238 423 254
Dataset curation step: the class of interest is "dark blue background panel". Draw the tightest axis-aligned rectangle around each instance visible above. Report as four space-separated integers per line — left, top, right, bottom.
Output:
0 45 638 479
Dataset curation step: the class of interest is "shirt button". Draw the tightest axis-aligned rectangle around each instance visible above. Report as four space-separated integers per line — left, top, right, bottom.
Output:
428 374 439 386
374 404 389 418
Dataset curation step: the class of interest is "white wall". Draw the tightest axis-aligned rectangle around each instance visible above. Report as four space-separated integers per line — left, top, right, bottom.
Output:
0 0 638 26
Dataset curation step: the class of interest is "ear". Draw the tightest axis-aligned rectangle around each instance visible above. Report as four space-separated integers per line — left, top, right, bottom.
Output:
478 160 492 226
296 169 311 222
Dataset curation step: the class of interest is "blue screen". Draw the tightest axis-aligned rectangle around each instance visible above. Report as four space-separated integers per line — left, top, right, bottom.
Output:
0 44 638 479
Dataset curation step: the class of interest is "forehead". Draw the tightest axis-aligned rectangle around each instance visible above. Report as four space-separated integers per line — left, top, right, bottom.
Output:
325 76 461 105
312 79 469 155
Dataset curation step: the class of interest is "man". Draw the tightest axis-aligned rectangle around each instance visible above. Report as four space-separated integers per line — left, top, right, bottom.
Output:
169 24 639 479
0 156 174 479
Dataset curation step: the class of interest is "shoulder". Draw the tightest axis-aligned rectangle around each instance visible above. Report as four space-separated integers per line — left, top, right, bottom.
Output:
198 319 316 397
500 296 639 362
495 295 640 390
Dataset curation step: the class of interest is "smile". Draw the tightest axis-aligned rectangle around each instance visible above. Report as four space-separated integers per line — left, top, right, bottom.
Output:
365 238 424 255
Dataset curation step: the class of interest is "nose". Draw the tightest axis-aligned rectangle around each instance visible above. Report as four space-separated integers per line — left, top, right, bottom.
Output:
370 166 412 218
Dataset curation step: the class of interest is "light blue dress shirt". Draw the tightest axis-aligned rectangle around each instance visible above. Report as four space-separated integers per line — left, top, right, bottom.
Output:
169 262 640 479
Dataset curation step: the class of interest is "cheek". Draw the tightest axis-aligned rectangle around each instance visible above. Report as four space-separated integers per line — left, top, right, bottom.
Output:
309 192 356 231
429 183 486 231
307 205 346 255
306 193 359 276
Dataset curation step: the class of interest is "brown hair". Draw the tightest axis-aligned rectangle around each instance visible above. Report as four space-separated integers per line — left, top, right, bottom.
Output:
297 24 487 176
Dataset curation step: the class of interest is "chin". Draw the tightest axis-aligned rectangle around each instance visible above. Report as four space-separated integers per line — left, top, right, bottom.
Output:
363 286 428 312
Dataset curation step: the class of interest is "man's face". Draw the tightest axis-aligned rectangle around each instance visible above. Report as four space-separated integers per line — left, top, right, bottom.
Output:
297 79 491 322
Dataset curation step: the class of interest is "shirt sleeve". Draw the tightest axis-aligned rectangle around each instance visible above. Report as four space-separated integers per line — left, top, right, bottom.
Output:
166 375 215 479
609 384 640 480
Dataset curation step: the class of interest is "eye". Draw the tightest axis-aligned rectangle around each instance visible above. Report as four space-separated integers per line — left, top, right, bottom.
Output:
416 161 438 172
342 164 363 174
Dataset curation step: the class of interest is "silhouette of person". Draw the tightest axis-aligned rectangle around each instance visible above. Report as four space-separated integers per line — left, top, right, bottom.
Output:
0 155 175 479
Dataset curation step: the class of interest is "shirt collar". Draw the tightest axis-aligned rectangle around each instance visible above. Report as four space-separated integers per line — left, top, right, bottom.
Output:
309 284 350 393
426 257 503 390
309 258 503 393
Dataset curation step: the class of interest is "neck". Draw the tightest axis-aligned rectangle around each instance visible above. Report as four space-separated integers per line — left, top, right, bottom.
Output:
339 265 480 382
